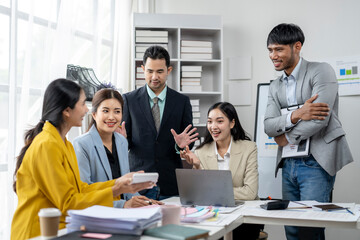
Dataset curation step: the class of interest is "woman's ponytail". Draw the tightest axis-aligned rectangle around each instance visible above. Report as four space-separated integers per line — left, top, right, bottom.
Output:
13 120 45 193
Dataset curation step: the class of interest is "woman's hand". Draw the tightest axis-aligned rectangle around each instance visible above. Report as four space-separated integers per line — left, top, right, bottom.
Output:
180 146 201 169
123 195 164 208
112 171 155 197
115 121 127 138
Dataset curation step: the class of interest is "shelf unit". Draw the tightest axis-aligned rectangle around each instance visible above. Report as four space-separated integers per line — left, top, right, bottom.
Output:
132 13 223 126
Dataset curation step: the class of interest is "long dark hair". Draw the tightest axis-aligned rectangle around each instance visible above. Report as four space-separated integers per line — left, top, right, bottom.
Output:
88 88 124 131
13 78 82 193
197 102 250 149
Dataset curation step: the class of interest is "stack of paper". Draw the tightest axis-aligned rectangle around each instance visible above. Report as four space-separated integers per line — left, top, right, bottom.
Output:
181 40 212 59
135 43 168 59
66 205 161 235
181 66 202 92
135 66 146 89
190 99 200 125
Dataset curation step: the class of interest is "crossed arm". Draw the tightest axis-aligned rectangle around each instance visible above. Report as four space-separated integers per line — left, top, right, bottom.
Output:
264 63 338 146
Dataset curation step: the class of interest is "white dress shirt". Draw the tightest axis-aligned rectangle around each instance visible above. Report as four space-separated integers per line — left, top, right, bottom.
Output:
214 139 232 170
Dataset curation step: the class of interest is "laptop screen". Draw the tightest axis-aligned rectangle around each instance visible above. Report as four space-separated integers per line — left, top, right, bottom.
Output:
175 169 236 207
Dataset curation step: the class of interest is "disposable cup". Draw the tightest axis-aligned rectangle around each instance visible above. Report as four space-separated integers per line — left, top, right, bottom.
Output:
160 205 181 226
38 208 61 239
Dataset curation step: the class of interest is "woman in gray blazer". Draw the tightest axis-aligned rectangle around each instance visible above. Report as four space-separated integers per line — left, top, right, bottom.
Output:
180 102 262 240
73 88 161 208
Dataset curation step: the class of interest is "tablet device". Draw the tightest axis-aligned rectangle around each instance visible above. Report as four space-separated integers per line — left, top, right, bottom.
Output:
131 173 159 184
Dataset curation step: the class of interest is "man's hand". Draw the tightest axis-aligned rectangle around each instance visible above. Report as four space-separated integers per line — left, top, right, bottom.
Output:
291 94 330 124
274 134 288 147
170 124 199 148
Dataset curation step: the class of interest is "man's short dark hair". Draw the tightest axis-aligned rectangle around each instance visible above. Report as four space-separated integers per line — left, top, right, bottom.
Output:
143 45 170 68
267 23 305 46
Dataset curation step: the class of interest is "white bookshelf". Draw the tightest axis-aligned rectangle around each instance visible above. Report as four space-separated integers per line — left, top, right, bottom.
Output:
132 13 223 127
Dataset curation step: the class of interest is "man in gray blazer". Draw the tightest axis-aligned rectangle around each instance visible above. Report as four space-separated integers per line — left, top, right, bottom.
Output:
264 23 353 240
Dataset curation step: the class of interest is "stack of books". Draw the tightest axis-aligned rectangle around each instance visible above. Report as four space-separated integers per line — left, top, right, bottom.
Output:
181 66 202 92
190 99 200 125
66 205 161 235
181 40 212 60
135 30 168 58
135 66 146 89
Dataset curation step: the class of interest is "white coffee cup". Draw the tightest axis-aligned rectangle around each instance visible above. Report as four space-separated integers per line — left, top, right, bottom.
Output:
160 205 181 226
38 208 61 239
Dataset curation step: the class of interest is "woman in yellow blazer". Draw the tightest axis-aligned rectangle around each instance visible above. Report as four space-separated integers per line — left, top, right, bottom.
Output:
180 102 262 240
11 79 153 240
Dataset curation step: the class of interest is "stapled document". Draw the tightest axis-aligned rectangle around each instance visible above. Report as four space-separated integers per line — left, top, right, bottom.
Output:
281 105 310 158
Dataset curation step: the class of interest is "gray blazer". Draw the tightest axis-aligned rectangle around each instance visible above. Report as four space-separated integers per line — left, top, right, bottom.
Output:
73 125 138 208
264 58 353 176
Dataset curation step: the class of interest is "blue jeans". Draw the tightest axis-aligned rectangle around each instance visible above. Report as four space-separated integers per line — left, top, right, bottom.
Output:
143 186 174 201
282 155 336 240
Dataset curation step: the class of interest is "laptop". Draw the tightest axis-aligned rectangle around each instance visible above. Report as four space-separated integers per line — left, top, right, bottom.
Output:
176 169 244 207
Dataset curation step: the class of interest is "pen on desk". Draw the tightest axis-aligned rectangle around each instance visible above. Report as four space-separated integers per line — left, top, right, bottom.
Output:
345 208 355 215
292 201 308 206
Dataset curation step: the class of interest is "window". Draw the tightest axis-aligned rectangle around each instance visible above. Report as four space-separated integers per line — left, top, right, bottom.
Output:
0 1 132 238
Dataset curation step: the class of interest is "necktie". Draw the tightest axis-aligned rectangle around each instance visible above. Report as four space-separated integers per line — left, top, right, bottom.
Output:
152 97 160 132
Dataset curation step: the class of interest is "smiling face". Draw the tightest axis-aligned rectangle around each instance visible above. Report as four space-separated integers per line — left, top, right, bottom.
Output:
65 90 89 127
92 98 122 135
267 41 301 75
142 58 172 95
207 108 235 143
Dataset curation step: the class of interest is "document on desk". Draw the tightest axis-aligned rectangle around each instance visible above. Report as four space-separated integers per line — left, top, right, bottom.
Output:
281 105 310 158
66 205 161 235
242 202 360 222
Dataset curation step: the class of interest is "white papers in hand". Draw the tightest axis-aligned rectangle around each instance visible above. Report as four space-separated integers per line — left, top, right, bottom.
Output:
280 105 310 158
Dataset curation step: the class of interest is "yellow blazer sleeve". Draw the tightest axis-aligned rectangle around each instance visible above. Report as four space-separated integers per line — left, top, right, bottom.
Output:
30 141 114 213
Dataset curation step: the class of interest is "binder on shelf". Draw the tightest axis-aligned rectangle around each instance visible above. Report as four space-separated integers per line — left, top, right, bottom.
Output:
181 40 212 48
181 53 212 60
181 66 202 72
136 30 168 37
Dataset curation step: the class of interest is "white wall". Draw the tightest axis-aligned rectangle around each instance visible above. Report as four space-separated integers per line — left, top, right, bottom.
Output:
155 0 360 239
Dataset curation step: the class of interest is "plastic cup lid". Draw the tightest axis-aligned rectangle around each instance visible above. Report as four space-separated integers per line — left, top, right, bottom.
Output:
38 208 61 217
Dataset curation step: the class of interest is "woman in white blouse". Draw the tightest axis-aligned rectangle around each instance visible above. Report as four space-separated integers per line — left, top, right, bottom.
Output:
180 102 262 239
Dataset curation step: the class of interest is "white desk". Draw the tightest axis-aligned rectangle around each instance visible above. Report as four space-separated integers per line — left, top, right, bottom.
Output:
30 198 360 240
